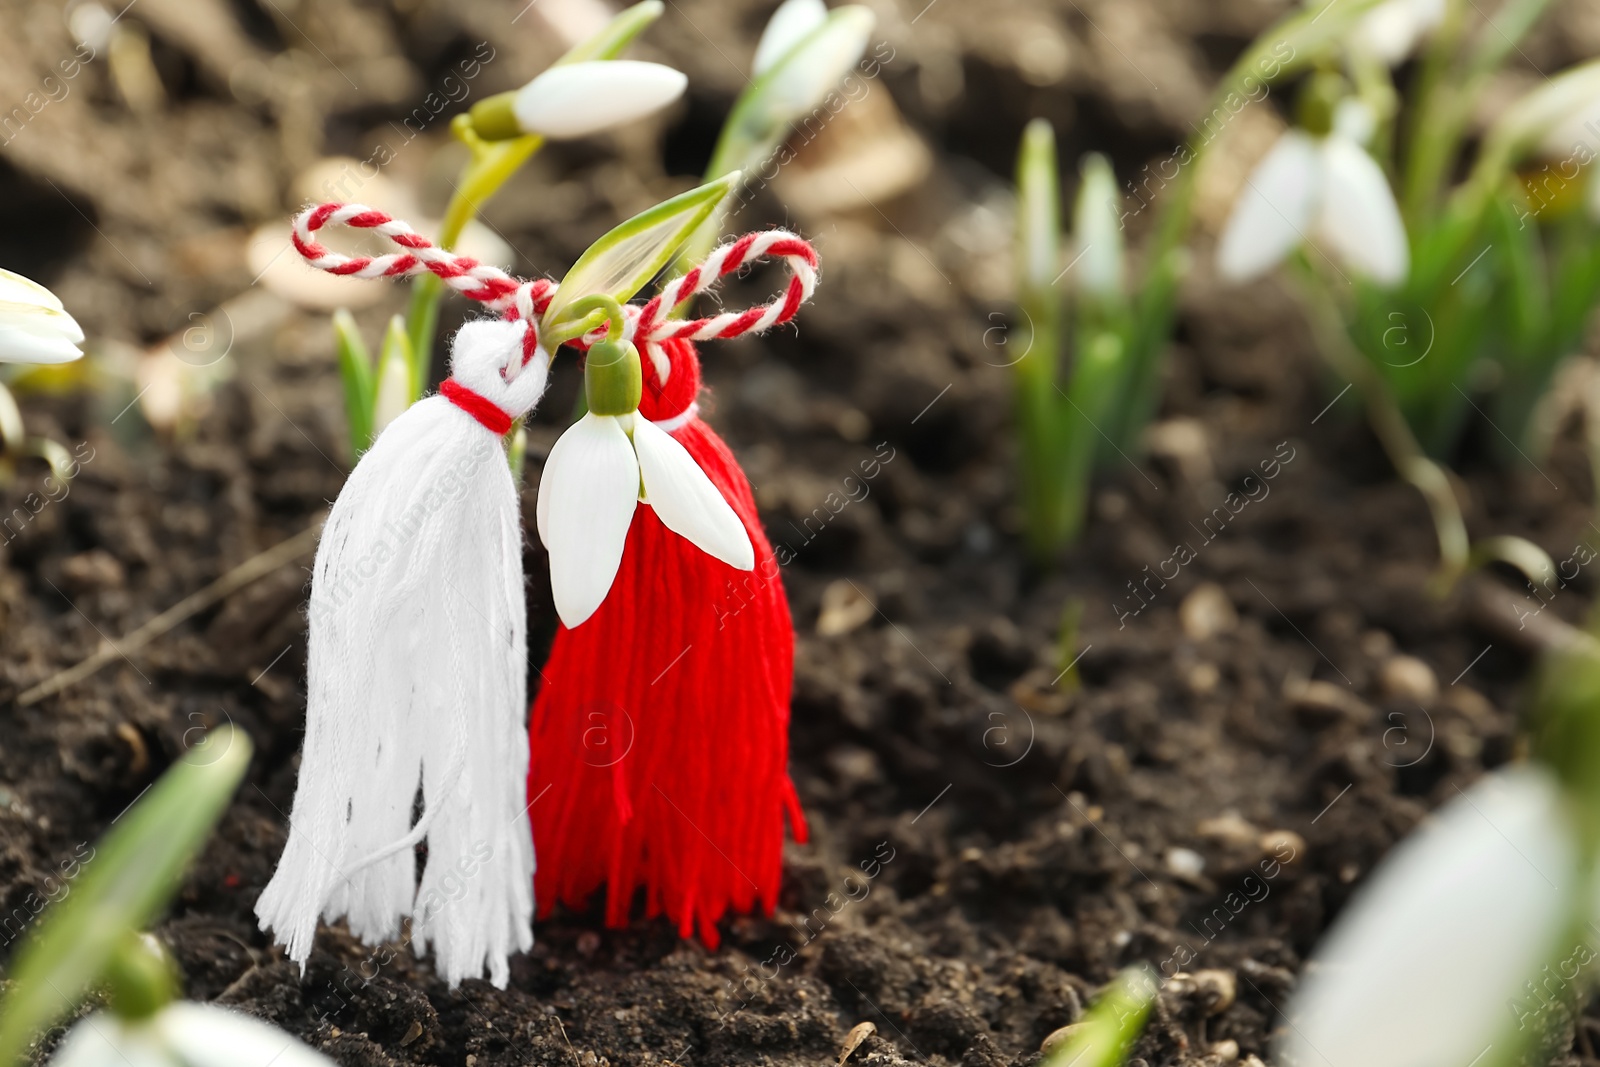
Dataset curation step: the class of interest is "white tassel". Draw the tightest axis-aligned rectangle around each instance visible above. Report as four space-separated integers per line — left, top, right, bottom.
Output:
257 318 548 989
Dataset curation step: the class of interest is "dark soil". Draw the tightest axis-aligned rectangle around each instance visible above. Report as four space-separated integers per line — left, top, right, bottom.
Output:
2 0 1599 1065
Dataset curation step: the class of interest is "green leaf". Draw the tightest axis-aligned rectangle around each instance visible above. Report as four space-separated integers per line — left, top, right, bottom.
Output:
541 175 739 346
1013 118 1068 561
1059 331 1126 541
557 0 664 64
1042 964 1158 1067
333 309 375 458
703 5 875 184
0 727 253 1067
1490 191 1549 353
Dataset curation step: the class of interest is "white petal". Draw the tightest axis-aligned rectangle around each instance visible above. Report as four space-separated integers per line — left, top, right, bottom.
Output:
0 297 84 364
1280 767 1577 1067
1350 0 1441 65
513 61 687 140
1503 62 1600 159
47 1015 169 1067
632 416 754 571
1332 98 1375 146
1072 153 1123 299
158 1004 335 1067
1315 135 1409 286
0 267 65 310
1216 131 1320 282
752 0 828 76
537 413 640 627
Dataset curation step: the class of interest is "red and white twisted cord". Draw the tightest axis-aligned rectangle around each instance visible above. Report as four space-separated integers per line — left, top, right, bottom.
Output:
290 202 819 382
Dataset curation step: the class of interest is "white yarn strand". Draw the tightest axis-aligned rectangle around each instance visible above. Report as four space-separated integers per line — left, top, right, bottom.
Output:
257 319 548 989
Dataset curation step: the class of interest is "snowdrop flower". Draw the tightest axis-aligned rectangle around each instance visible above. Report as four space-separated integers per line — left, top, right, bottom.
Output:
752 0 828 76
49 1003 334 1067
1279 766 1587 1067
509 60 686 140
1217 100 1408 286
0 268 84 364
536 336 752 627
1348 0 1446 66
1524 62 1600 162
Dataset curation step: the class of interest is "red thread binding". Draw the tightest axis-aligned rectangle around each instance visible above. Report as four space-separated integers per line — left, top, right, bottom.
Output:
440 379 513 435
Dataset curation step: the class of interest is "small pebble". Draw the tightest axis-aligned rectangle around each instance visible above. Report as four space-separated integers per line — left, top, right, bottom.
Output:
1040 1023 1087 1057
1379 654 1439 707
1145 417 1213 485
816 579 876 637
1259 829 1305 864
1359 629 1395 659
1192 969 1236 1014
1339 862 1361 883
1284 677 1372 723
1211 1038 1240 1062
1180 583 1238 640
1243 1056 1267 1067
61 549 125 592
1197 812 1259 849
833 408 870 442
1097 490 1129 522
576 931 601 955
1166 846 1206 879
1186 662 1221 694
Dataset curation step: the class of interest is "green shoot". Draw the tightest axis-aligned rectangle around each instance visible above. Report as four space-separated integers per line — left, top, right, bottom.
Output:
332 309 375 458
1013 118 1066 559
0 727 253 1065
1042 965 1158 1067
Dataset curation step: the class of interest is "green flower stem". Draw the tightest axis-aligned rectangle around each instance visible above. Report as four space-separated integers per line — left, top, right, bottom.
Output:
1117 0 1388 453
396 0 668 386
405 125 543 394
1403 0 1553 232
1294 265 1469 589
1398 0 1469 227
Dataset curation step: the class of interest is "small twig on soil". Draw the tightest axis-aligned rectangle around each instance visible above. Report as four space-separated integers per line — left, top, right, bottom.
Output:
17 520 323 706
1461 572 1592 655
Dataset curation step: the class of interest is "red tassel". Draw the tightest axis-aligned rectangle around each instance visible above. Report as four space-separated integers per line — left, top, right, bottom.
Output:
527 338 807 948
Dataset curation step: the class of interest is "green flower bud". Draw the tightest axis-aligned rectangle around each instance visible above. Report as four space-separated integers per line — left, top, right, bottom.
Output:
1297 71 1347 138
106 932 178 1020
585 339 643 416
